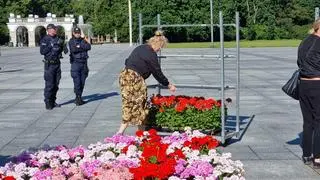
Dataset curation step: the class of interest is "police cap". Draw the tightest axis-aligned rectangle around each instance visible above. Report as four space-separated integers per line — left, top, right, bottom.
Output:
47 24 56 30
73 27 81 33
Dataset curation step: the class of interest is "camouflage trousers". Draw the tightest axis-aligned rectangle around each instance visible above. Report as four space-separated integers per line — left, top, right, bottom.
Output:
119 68 149 125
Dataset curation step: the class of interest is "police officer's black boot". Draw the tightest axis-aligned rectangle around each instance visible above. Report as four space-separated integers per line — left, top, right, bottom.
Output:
75 95 85 106
45 102 53 110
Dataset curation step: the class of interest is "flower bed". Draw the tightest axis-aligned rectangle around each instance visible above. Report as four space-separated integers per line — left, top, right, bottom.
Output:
0 129 244 180
147 95 228 132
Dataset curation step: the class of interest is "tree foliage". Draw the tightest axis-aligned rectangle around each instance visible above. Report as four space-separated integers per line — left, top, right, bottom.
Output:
0 0 319 44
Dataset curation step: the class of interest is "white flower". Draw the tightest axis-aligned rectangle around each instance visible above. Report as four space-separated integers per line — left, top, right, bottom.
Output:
221 152 232 159
143 131 149 136
223 166 235 174
97 151 116 162
184 126 192 132
206 175 218 180
59 150 70 160
223 175 244 180
14 162 27 175
166 147 175 155
116 142 128 150
38 157 47 165
62 161 69 167
182 146 191 153
75 156 82 162
27 167 39 177
199 154 212 162
192 130 206 137
172 131 181 136
49 159 60 168
126 145 138 157
194 176 206 180
168 176 184 180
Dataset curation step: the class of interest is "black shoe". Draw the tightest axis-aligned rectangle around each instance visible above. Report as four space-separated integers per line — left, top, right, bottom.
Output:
45 103 53 110
302 156 313 165
75 96 85 106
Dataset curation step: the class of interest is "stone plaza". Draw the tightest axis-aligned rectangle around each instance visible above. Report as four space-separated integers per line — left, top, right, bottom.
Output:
0 44 319 179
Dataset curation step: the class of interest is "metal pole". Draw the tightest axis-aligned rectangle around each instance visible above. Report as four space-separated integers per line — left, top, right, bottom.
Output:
128 0 133 46
157 14 161 95
210 0 214 45
139 13 142 45
236 11 240 138
219 11 225 144
316 7 320 21
157 14 161 30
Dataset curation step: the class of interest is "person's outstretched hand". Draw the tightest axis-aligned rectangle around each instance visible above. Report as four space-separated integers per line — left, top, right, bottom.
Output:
168 83 176 94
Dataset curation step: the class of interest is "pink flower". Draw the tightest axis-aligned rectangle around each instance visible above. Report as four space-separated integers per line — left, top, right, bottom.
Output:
104 134 136 145
80 160 101 177
94 166 133 180
64 165 80 177
68 173 83 180
55 145 68 151
68 146 85 159
34 169 53 180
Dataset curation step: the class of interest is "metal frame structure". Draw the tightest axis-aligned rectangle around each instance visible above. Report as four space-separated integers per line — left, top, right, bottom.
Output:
139 11 243 144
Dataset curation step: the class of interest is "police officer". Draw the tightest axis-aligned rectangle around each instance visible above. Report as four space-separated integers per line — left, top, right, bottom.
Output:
40 24 65 110
68 27 91 106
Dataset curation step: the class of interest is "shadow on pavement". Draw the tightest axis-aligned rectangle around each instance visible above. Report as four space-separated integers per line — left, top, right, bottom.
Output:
60 91 119 106
0 69 23 73
0 155 11 166
222 115 255 146
286 132 302 147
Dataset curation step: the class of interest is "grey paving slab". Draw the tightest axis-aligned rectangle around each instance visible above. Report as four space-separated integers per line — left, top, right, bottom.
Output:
0 45 319 178
245 160 319 179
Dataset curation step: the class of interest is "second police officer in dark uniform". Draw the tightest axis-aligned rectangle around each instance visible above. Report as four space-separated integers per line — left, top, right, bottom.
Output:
40 24 66 110
68 27 91 106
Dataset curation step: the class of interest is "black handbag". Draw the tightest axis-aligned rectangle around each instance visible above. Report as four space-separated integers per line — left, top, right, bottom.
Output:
282 69 300 100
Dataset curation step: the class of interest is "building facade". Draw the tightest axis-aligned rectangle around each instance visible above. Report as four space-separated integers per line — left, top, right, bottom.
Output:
6 13 91 47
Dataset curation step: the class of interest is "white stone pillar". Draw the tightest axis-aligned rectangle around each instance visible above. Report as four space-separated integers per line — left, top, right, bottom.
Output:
9 30 17 47
26 25 36 47
28 30 35 47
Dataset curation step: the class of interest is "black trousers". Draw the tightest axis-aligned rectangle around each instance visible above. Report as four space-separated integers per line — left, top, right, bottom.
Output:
71 62 88 96
299 80 320 158
44 63 61 103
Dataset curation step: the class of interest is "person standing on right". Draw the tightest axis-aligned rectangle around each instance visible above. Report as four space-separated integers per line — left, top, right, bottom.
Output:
298 18 320 168
68 27 91 106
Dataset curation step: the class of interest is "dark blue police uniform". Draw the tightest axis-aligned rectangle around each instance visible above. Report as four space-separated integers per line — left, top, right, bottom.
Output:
68 30 91 105
40 25 64 110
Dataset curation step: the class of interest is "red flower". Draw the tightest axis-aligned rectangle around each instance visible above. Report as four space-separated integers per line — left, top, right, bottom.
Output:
130 129 177 179
3 176 16 180
148 129 157 136
183 136 220 151
189 97 198 105
175 103 187 112
151 96 161 105
217 100 222 107
135 130 144 137
122 145 129 153
169 149 186 159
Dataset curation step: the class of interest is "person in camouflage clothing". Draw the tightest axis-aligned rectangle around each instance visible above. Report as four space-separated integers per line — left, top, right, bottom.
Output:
117 30 176 134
